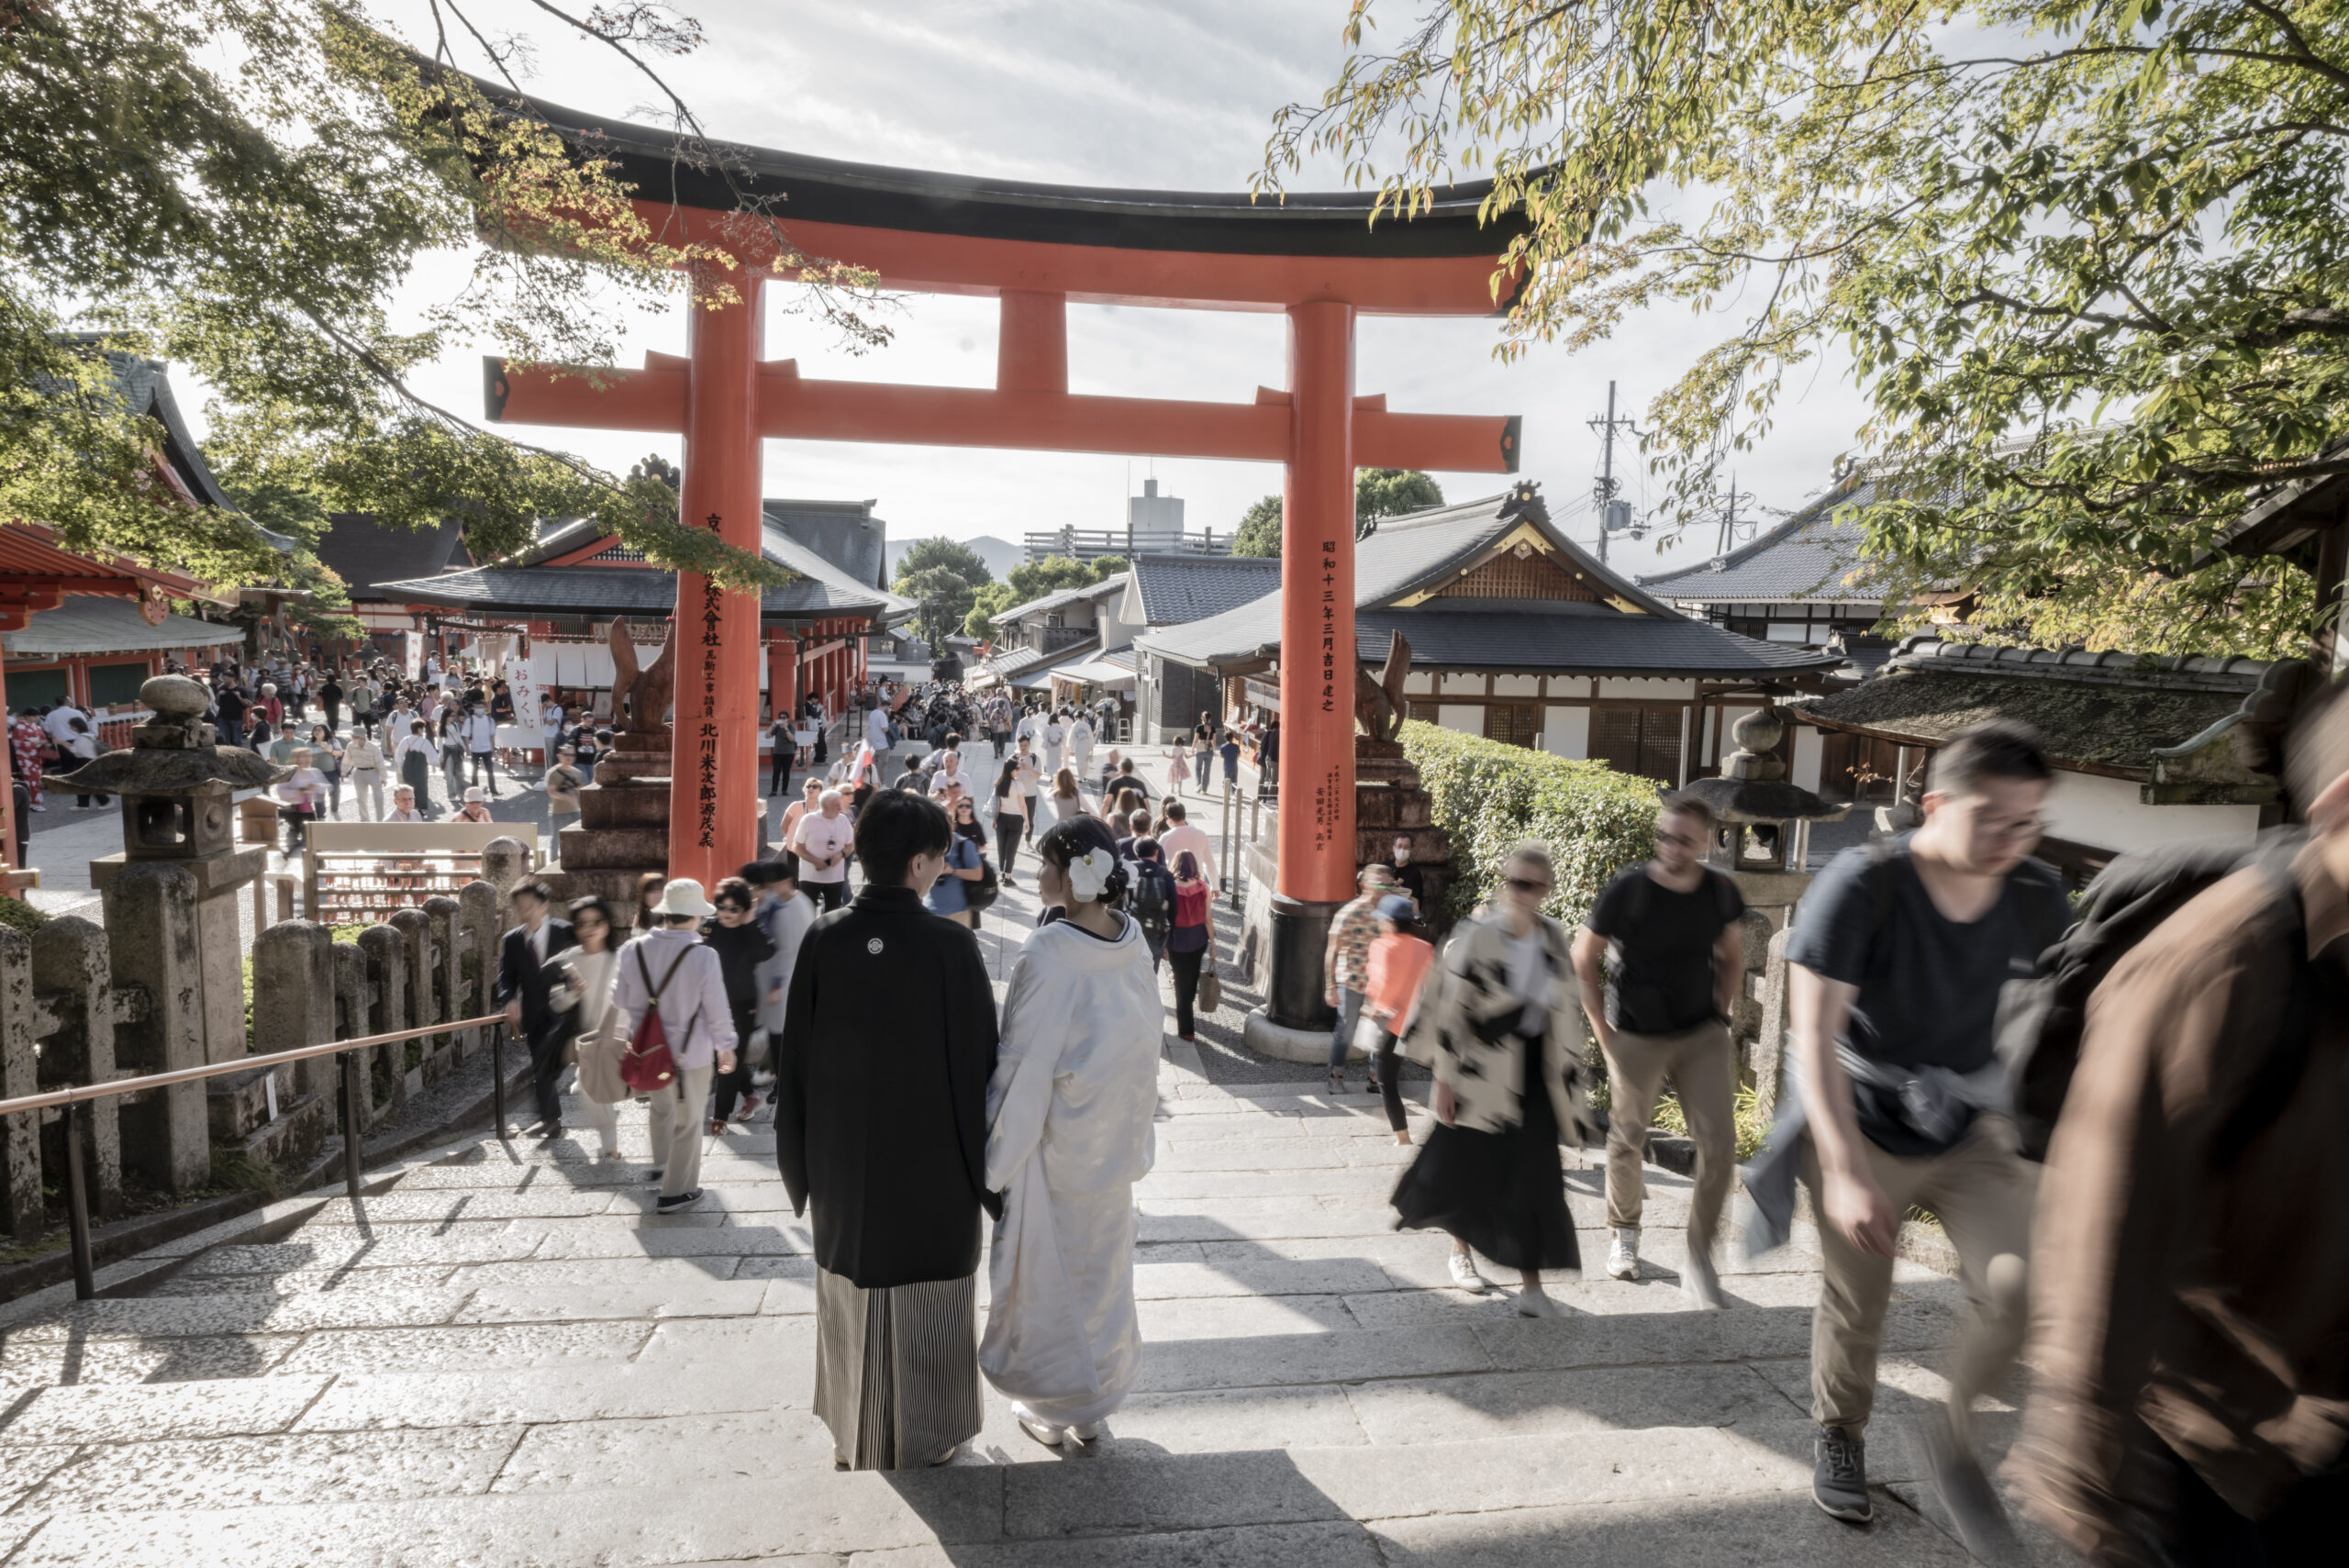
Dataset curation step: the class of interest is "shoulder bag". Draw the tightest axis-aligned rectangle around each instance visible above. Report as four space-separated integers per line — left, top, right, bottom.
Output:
620 943 701 1093
1197 947 1223 1015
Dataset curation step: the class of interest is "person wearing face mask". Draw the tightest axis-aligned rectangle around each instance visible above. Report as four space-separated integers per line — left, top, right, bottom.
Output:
702 876 779 1132
1391 841 1596 1318
1388 833 1427 910
546 897 626 1162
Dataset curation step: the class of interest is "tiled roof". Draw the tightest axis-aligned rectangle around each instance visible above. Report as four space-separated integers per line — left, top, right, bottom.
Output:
1642 473 1895 604
992 573 1129 626
2 596 239 656
1129 554 1283 625
317 515 469 599
982 643 1063 683
1141 597 1837 677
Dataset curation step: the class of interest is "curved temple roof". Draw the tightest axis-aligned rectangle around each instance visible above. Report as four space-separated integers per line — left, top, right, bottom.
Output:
490 78 1529 261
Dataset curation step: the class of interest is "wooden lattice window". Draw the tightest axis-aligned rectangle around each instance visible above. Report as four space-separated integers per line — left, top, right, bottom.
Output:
1590 705 1683 783
1485 702 1542 749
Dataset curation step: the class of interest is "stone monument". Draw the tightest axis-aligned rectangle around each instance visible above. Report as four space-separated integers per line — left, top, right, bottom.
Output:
550 617 682 927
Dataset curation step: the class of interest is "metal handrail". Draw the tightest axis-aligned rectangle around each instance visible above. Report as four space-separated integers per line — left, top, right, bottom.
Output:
0 1013 507 1118
3 1011 510 1302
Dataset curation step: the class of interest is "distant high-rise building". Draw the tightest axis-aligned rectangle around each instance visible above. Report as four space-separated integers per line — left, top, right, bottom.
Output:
1025 479 1230 563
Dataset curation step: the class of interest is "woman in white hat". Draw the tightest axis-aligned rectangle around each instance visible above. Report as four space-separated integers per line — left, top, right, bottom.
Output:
608 878 738 1212
452 784 495 823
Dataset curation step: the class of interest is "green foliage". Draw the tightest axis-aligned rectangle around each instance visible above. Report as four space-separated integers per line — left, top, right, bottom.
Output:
1399 719 1657 931
0 896 51 937
1231 495 1283 557
894 537 995 590
207 1143 286 1198
964 580 1017 641
1272 2 2349 656
1229 470 1443 556
1 1 867 595
1001 553 1122 603
899 565 977 649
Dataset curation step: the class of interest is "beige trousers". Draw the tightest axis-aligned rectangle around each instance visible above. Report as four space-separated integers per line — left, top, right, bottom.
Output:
1601 1019 1736 1252
647 1064 714 1198
1802 1117 2034 1434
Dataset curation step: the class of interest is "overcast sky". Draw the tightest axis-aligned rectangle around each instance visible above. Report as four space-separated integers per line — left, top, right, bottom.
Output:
362 0 1875 578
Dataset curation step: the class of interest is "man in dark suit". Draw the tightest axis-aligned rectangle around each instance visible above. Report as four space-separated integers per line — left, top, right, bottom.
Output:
495 878 577 1136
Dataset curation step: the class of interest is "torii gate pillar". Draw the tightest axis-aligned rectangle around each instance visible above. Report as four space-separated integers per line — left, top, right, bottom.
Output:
1261 301 1359 1029
668 275 766 888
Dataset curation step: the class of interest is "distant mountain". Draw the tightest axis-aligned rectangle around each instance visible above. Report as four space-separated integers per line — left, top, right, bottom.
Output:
886 534 1022 584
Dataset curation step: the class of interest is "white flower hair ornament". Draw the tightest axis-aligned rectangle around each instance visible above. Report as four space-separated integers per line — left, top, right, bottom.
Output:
1066 848 1115 902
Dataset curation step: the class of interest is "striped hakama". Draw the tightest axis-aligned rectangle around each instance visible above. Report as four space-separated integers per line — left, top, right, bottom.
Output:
814 1268 983 1470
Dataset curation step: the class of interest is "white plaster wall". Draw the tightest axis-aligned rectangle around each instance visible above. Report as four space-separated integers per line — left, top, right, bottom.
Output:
1441 673 1486 696
2043 770 2260 853
1493 673 1540 696
1598 676 1698 699
1792 723 1823 792
1405 672 1434 694
1544 706 1589 760
1437 705 1483 736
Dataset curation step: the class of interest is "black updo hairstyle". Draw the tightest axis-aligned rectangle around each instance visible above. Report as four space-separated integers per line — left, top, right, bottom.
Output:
1036 815 1130 906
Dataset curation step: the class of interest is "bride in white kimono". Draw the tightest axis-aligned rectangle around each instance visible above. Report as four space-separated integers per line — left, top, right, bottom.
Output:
981 817 1164 1447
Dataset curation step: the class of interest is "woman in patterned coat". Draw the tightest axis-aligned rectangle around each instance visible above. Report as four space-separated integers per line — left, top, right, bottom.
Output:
9 711 45 811
1393 841 1597 1316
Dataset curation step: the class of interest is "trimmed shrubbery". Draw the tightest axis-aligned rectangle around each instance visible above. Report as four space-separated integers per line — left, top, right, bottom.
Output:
1400 719 1661 931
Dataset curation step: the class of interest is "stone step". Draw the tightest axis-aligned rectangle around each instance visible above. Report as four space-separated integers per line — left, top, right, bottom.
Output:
0 1421 2004 1566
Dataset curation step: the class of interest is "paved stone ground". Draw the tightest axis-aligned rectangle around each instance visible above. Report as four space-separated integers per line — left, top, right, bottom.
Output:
0 729 2073 1565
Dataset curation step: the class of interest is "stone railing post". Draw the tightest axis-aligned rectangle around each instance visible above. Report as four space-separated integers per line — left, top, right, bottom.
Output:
32 917 122 1218
1753 926 1796 1111
0 928 39 1240
483 837 531 928
424 895 462 1059
390 909 432 1084
254 922 336 1105
459 880 500 1056
358 922 409 1109
330 943 377 1118
100 862 209 1194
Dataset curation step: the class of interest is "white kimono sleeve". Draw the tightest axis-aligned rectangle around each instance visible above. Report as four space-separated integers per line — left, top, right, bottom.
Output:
985 950 1066 1192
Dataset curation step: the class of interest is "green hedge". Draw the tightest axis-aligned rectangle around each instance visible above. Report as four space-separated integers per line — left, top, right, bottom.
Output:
1401 720 1661 930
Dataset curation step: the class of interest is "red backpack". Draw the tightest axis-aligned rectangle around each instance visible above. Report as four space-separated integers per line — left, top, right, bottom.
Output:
621 943 701 1093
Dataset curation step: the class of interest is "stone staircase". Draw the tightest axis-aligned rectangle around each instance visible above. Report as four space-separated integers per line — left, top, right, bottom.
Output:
0 1040 2072 1567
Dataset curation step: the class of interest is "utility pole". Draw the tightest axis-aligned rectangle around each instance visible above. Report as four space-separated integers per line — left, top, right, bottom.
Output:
1587 381 1638 565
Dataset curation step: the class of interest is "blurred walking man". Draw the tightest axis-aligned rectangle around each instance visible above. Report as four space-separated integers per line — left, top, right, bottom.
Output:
1781 721 2069 1550
2017 684 2349 1565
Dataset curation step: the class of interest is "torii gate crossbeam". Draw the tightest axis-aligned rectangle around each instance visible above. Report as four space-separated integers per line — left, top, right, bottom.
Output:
473 78 1522 1013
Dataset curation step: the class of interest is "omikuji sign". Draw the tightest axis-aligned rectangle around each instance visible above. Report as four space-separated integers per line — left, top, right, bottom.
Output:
474 75 1522 921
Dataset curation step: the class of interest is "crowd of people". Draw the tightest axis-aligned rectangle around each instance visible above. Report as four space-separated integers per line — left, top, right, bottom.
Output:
514 682 2347 1567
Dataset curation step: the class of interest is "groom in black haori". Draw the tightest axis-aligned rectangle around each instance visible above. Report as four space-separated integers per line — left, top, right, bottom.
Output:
774 789 1000 1469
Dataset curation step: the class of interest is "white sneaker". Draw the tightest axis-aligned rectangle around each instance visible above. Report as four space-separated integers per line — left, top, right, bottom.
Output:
1607 1228 1641 1281
1514 1287 1564 1318
1447 1252 1490 1295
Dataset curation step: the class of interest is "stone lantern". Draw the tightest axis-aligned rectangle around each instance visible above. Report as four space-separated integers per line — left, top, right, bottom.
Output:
1677 705 1849 1105
56 674 284 1064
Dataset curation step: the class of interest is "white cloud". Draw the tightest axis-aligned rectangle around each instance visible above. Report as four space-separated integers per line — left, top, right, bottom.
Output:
347 1 1876 574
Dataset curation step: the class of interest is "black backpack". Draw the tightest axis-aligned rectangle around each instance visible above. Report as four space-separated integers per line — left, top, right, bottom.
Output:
1130 862 1173 937
1994 828 2325 1162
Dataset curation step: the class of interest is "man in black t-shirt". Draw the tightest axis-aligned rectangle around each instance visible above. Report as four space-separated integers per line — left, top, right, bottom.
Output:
1574 794 1744 1307
1388 834 1428 910
1783 719 2067 1548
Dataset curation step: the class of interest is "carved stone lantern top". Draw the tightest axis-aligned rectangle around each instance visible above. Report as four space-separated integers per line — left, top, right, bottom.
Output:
51 673 286 862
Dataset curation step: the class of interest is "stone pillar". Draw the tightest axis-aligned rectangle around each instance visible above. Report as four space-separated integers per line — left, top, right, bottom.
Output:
1754 926 1797 1111
483 838 530 929
668 272 767 890
390 909 432 1076
358 922 409 1110
100 862 209 1194
252 922 336 1103
32 917 121 1218
459 880 500 1054
0 928 39 1240
424 895 462 1057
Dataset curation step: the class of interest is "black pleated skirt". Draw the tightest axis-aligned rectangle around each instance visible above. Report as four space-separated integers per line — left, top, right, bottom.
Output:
1391 1029 1582 1273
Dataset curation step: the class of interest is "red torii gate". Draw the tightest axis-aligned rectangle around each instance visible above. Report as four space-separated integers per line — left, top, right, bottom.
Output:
481 85 1521 967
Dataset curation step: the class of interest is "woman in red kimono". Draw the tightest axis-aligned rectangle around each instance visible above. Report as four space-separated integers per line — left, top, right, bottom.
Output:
8 713 45 811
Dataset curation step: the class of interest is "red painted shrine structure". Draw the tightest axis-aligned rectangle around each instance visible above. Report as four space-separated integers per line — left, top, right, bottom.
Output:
480 83 1523 1000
